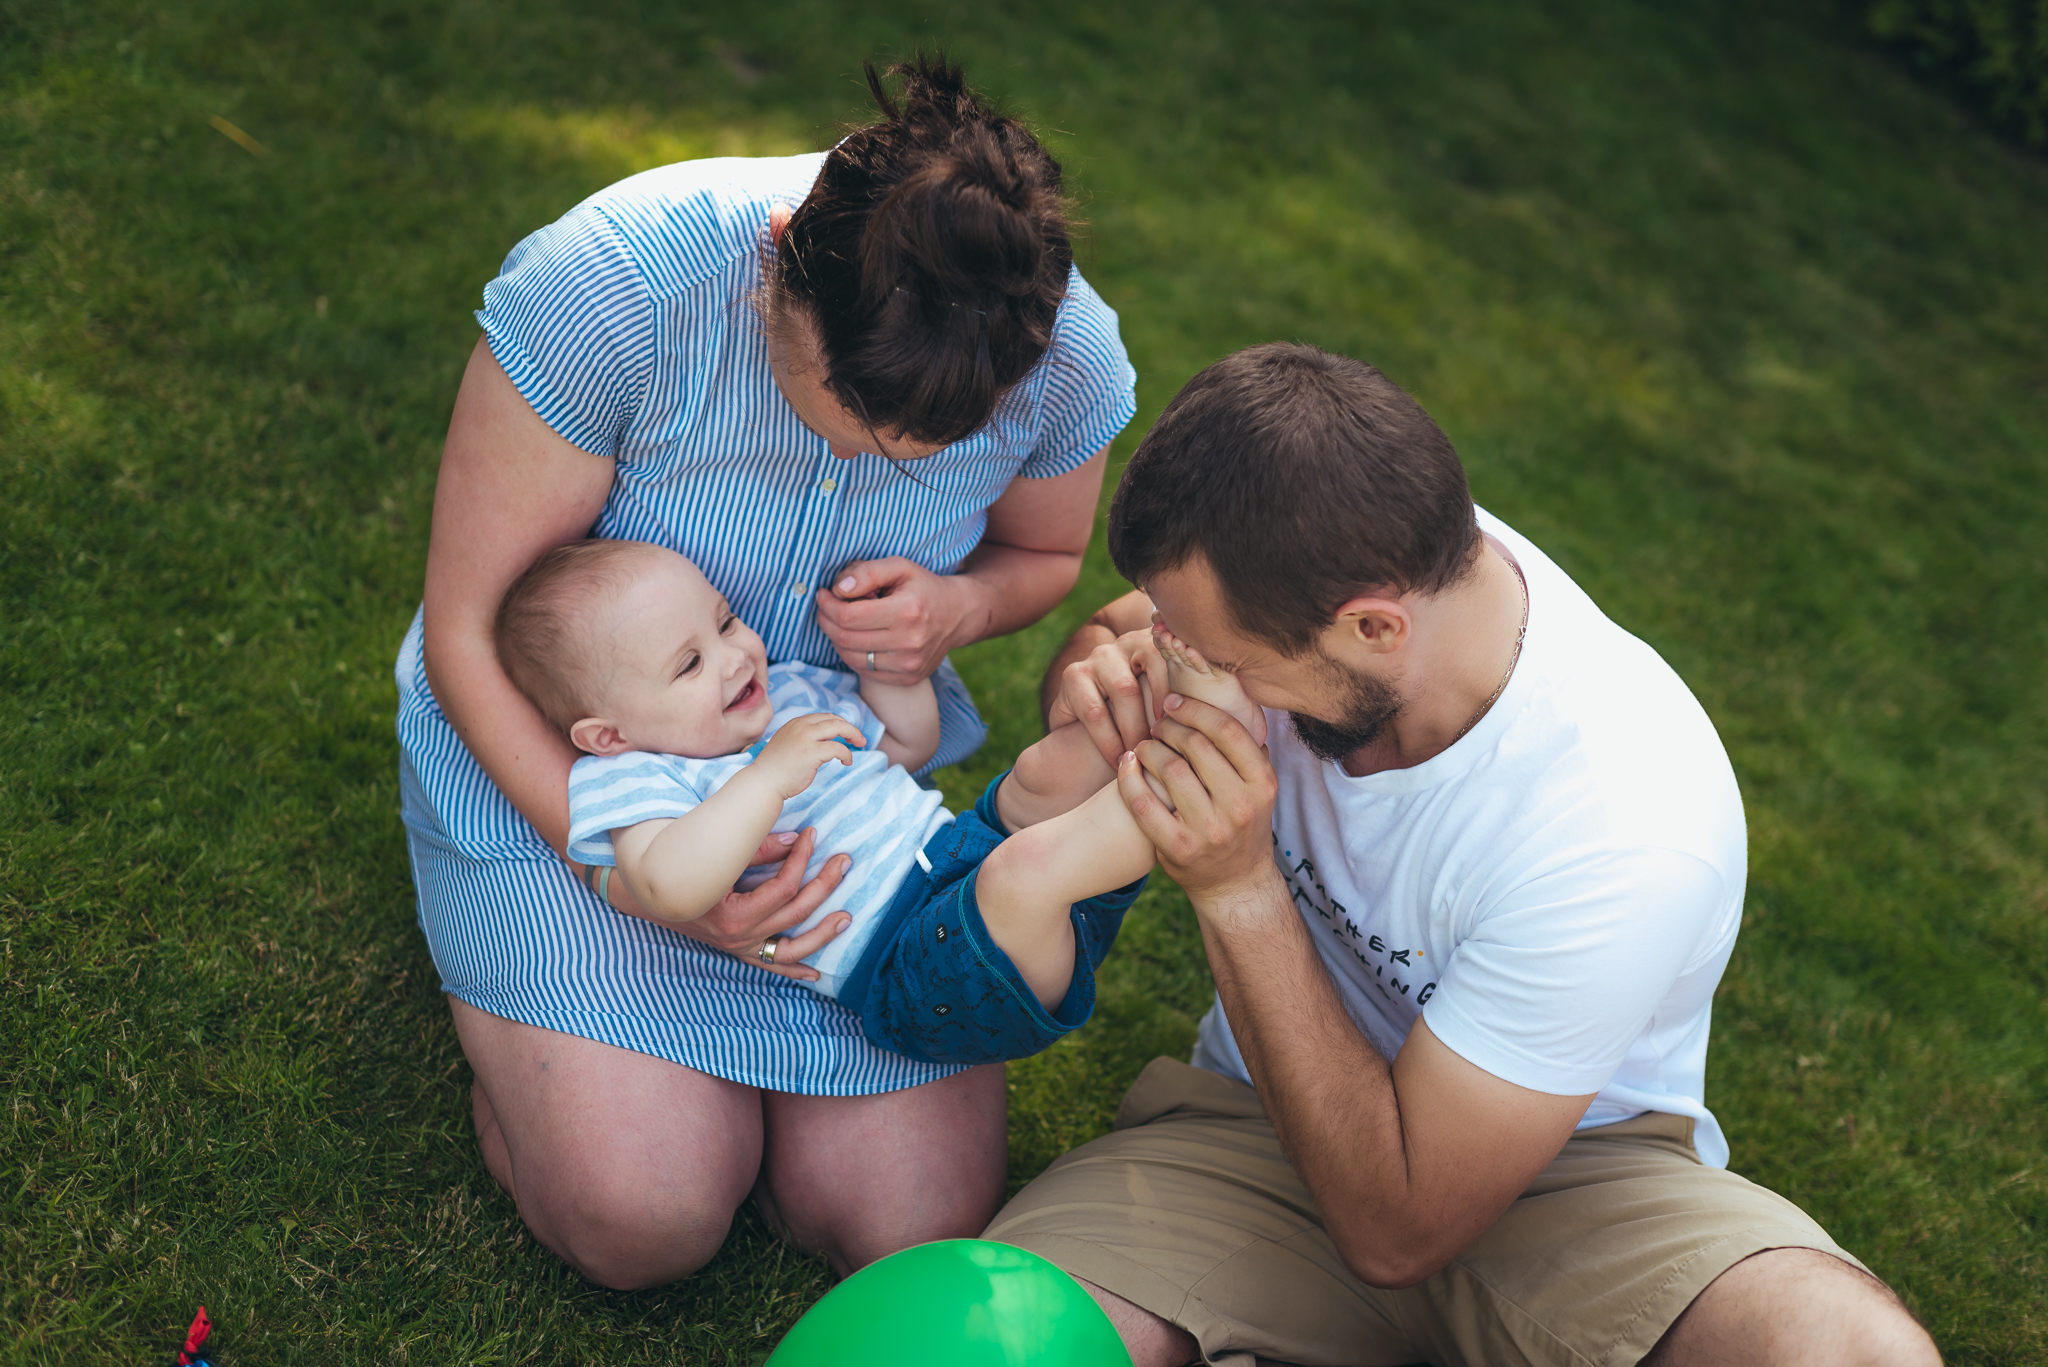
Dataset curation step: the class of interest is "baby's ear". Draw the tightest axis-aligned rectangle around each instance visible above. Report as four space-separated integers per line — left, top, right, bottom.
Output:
569 717 628 757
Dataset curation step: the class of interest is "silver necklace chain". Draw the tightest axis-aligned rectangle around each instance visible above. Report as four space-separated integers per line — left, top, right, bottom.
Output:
1451 550 1529 745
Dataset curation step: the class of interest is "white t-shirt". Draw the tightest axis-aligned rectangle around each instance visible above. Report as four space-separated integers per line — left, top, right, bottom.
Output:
1193 509 1747 1167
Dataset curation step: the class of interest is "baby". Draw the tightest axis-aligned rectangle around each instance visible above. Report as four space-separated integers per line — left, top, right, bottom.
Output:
494 538 1265 1065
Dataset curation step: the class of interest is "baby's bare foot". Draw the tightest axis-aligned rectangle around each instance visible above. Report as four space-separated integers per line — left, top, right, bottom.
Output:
1152 624 1268 745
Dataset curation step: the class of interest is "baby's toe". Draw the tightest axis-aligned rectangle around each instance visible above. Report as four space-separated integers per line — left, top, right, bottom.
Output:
1172 639 1215 677
1153 624 1197 666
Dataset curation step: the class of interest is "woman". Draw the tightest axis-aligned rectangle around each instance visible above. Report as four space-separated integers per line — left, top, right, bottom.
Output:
397 58 1135 1288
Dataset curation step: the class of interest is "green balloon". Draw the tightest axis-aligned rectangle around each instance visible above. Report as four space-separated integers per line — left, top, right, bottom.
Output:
766 1239 1133 1367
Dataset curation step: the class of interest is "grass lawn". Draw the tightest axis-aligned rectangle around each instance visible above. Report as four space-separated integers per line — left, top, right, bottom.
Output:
4 0 2044 1361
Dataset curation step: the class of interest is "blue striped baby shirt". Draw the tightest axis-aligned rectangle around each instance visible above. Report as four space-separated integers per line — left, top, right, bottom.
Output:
565 662 952 998
394 153 1136 1095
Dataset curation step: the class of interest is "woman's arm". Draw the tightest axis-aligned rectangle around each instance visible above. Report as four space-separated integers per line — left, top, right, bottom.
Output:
422 336 851 974
423 336 610 855
813 446 1110 687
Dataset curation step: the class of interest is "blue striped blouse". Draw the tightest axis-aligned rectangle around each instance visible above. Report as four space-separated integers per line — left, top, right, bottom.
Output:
393 153 1135 1095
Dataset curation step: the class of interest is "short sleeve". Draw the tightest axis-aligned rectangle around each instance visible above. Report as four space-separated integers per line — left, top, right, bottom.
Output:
1421 848 1727 1096
476 207 656 458
565 753 707 866
1019 268 1138 480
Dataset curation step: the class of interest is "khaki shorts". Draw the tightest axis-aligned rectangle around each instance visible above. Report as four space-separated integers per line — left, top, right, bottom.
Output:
987 1058 1864 1367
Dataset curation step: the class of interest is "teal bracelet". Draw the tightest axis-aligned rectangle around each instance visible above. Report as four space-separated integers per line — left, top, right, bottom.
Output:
597 865 613 906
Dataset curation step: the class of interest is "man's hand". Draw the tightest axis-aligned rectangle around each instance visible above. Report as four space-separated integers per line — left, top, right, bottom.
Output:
1051 627 1174 769
748 713 865 799
1115 695 1279 911
1037 588 1158 734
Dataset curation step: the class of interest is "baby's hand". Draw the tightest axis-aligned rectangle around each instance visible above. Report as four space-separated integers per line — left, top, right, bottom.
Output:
748 713 865 800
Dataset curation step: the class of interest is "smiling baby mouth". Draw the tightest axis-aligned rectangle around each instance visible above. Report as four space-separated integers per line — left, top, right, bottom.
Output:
726 678 761 712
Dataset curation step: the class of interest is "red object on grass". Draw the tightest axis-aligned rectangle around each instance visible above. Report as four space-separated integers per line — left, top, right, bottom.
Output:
175 1305 212 1365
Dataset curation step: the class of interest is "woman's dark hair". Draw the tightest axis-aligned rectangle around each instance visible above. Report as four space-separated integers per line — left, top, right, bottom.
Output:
1108 344 1482 657
768 54 1075 447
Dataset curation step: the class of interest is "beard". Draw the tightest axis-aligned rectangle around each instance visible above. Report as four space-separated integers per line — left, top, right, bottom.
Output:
1287 653 1404 763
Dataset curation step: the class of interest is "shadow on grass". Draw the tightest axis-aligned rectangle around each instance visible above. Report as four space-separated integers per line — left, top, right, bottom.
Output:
4 0 2045 1361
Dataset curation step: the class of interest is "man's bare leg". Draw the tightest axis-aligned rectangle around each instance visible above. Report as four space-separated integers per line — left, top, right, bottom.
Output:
1642 1247 1940 1366
1080 1280 1202 1367
1081 1249 1940 1367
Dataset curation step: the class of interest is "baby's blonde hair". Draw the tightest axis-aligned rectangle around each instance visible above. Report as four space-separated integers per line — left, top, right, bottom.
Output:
494 539 664 732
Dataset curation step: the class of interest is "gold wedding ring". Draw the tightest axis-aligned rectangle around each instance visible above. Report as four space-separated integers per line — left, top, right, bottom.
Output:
757 936 781 965
866 650 876 672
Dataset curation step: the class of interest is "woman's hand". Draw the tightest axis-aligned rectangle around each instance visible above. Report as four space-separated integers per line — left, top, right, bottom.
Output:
654 829 853 981
815 558 988 687
813 448 1113 688
1049 625 1172 769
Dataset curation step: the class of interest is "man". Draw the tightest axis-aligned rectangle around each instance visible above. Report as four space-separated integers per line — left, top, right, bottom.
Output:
983 344 1938 1367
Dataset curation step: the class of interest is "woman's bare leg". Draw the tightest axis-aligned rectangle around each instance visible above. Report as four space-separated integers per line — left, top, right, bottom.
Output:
452 995 764 1290
757 1062 1007 1278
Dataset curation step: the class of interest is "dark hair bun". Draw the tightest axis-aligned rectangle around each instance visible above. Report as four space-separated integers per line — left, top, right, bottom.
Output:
773 55 1075 447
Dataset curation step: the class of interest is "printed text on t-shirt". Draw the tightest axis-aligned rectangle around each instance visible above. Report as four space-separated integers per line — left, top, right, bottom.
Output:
1275 832 1437 1007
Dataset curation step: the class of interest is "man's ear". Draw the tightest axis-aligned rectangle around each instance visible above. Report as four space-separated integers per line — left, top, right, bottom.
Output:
569 717 629 757
769 203 791 245
1326 595 1413 659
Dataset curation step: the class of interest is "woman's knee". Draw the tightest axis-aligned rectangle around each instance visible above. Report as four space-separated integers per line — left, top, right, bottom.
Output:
447 1001 766 1287
521 1159 753 1290
761 1064 1007 1274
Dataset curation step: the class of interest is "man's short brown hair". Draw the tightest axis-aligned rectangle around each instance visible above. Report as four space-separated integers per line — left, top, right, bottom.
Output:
1107 343 1481 656
494 539 656 732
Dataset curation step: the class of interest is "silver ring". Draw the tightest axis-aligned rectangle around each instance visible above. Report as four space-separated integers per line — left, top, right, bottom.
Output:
757 936 781 965
866 650 876 672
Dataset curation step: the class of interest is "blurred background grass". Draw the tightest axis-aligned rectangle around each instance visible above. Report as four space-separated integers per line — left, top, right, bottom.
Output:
3 0 2043 1362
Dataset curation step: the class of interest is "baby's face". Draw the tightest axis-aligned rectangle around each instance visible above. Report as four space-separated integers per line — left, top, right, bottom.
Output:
576 551 773 759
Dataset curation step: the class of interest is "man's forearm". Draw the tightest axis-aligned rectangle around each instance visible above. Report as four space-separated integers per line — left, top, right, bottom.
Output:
1194 869 1422 1284
1130 697 1592 1290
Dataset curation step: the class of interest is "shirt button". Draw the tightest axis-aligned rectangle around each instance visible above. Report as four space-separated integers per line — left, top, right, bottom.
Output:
819 477 837 493
789 582 807 598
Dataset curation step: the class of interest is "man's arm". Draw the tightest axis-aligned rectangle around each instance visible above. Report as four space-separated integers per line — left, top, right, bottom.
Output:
1119 698 1593 1288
